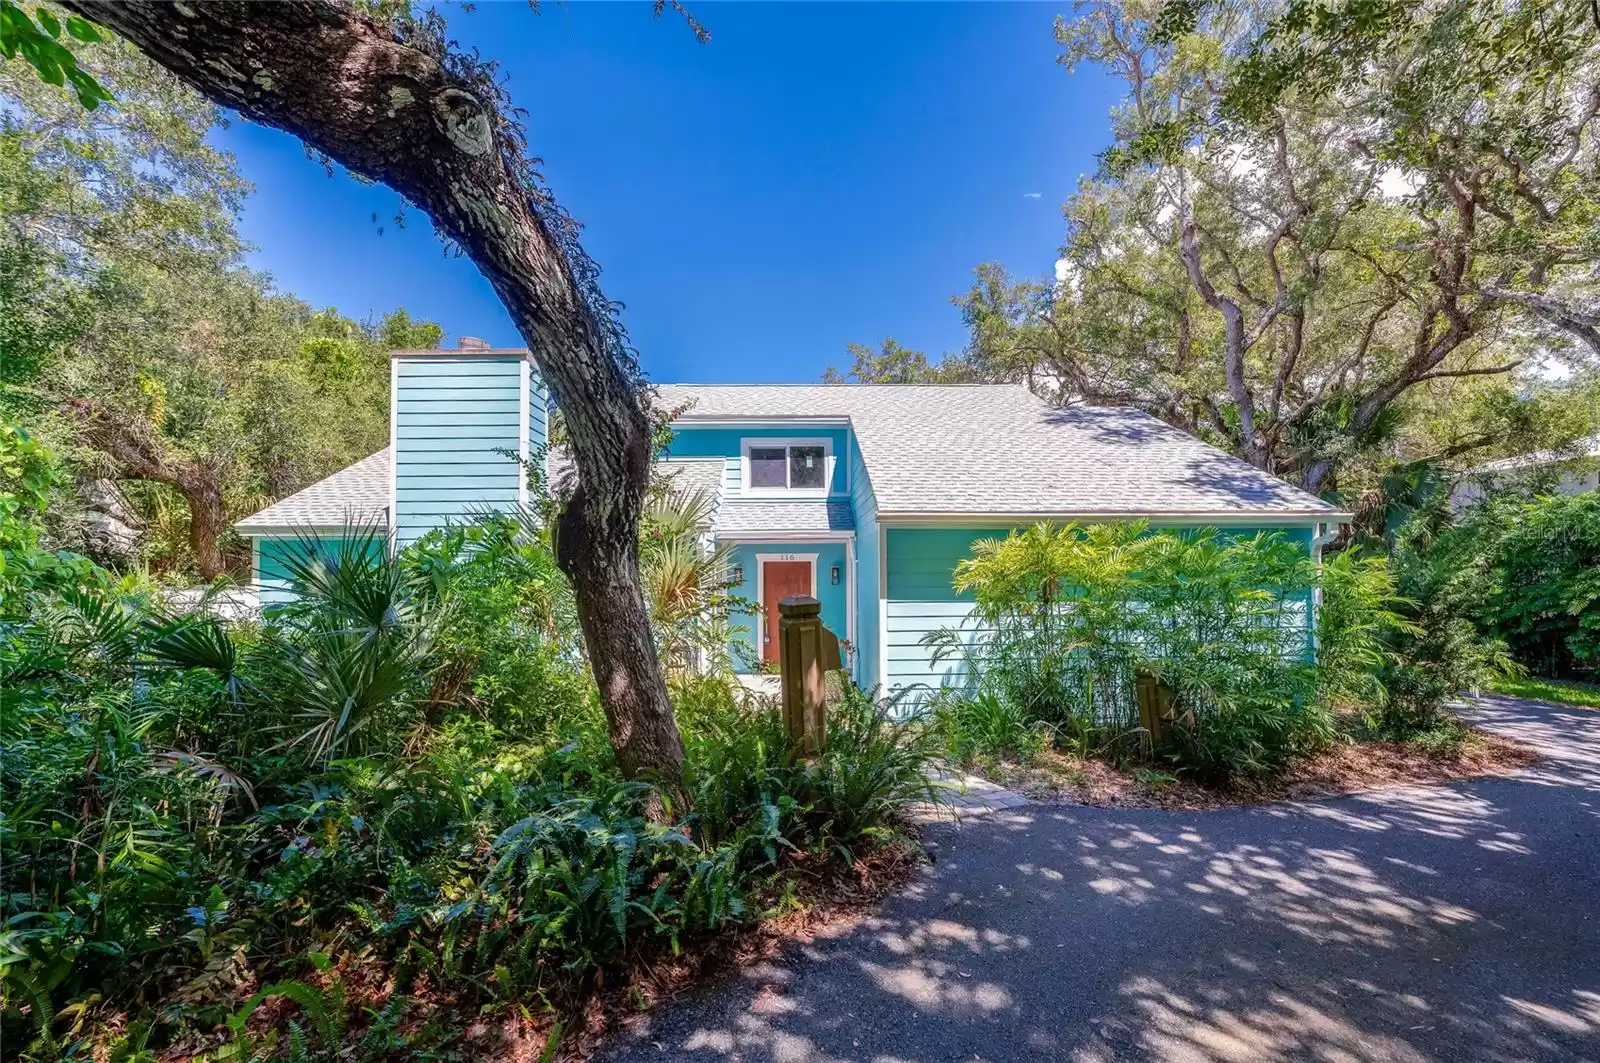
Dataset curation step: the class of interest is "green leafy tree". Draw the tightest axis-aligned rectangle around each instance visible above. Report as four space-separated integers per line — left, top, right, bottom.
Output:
31 0 714 792
1415 491 1600 677
961 0 1600 501
0 0 109 107
821 338 995 385
2 20 440 577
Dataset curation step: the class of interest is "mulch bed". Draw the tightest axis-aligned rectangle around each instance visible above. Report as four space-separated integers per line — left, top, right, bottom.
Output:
983 724 1539 812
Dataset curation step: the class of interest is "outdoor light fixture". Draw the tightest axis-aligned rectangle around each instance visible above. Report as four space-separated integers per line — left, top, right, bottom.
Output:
732 563 744 583
830 565 841 585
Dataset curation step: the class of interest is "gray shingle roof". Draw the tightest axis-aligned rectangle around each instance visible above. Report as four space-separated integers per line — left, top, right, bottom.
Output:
237 449 732 535
235 449 390 531
655 384 1341 518
237 383 1343 534
715 499 855 535
656 458 725 501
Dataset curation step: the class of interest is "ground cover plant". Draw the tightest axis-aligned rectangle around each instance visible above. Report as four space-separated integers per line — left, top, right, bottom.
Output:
923 522 1515 789
0 478 936 1061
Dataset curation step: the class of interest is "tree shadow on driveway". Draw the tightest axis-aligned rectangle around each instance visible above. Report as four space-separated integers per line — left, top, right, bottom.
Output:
598 696 1600 1062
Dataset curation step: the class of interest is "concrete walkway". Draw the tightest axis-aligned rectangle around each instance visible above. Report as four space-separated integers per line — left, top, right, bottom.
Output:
599 696 1600 1063
915 766 1031 821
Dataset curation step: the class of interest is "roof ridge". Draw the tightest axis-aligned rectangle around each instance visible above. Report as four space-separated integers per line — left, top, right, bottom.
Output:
660 382 1027 388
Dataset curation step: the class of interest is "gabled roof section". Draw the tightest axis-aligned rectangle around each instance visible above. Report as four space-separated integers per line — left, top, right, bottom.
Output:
235 449 391 532
715 499 854 535
656 384 1342 519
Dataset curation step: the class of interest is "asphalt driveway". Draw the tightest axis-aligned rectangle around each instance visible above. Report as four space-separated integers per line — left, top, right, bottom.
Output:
599 696 1600 1063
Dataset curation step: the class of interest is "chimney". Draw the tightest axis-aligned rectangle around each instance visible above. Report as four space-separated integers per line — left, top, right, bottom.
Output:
389 342 547 547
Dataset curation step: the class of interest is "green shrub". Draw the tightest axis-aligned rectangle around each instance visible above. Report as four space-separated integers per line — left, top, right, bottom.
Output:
1418 491 1600 678
1378 517 1526 734
931 690 1051 767
925 522 1348 781
807 685 940 848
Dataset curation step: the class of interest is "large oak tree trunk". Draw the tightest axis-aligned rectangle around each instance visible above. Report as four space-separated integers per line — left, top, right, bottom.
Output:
65 1 687 791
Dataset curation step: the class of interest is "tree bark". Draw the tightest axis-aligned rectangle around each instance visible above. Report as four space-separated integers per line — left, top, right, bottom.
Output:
65 397 229 580
1179 216 1263 467
183 477 228 582
64 1 687 791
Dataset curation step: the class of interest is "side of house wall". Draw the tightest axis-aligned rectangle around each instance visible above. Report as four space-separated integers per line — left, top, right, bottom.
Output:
254 535 388 606
851 451 881 692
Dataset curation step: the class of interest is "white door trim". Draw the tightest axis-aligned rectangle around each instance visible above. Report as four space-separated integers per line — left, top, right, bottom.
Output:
844 536 857 679
755 552 818 662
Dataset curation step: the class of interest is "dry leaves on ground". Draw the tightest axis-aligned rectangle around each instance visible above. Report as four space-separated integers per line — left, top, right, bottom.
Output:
985 726 1537 812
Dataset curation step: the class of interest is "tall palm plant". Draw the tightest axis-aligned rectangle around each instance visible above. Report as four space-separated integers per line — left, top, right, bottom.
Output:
150 526 441 765
638 487 744 674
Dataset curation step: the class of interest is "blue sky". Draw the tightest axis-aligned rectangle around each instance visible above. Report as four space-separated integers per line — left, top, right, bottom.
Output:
218 2 1121 384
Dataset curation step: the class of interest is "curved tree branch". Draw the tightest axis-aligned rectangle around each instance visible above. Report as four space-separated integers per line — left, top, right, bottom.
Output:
63 0 687 789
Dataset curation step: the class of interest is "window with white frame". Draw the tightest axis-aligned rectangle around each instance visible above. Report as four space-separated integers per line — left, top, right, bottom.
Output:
743 438 833 494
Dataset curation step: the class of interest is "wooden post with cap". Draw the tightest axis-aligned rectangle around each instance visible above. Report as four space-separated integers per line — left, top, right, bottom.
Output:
777 595 841 759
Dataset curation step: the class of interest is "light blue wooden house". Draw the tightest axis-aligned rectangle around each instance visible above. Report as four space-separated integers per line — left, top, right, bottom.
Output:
235 339 1350 691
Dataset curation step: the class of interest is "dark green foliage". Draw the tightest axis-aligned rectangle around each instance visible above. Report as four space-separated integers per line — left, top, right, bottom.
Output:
1411 492 1600 679
0 1 110 109
931 690 1050 768
1 25 443 578
1 499 933 1058
807 685 940 849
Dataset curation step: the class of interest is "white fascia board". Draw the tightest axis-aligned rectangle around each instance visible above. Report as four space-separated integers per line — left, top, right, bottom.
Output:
671 416 852 429
388 355 399 556
234 524 385 538
518 358 531 509
389 348 533 360
715 531 855 544
875 509 1352 527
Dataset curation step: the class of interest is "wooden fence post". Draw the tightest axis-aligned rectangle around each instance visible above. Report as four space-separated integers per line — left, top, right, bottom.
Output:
777 596 841 760
1135 669 1175 750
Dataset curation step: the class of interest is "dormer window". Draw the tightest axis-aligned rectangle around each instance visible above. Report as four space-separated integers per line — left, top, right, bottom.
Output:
743 438 833 495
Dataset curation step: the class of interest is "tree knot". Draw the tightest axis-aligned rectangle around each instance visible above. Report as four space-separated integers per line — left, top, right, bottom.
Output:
433 88 492 157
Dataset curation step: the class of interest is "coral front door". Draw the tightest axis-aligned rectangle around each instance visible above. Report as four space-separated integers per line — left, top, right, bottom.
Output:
761 559 813 664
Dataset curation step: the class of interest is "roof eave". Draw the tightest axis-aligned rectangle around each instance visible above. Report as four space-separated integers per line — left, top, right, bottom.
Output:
875 509 1352 526
670 415 853 428
235 520 390 537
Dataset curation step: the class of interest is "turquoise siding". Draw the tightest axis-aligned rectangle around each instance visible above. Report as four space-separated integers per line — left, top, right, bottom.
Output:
526 367 549 466
882 523 1320 693
726 541 850 673
256 536 386 606
666 427 851 497
851 451 881 691
393 357 544 547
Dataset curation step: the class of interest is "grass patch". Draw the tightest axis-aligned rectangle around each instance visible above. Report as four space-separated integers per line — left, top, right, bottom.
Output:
1489 675 1600 709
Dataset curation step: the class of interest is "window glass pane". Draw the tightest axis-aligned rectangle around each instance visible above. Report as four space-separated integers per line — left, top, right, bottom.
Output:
790 446 826 488
749 447 787 488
